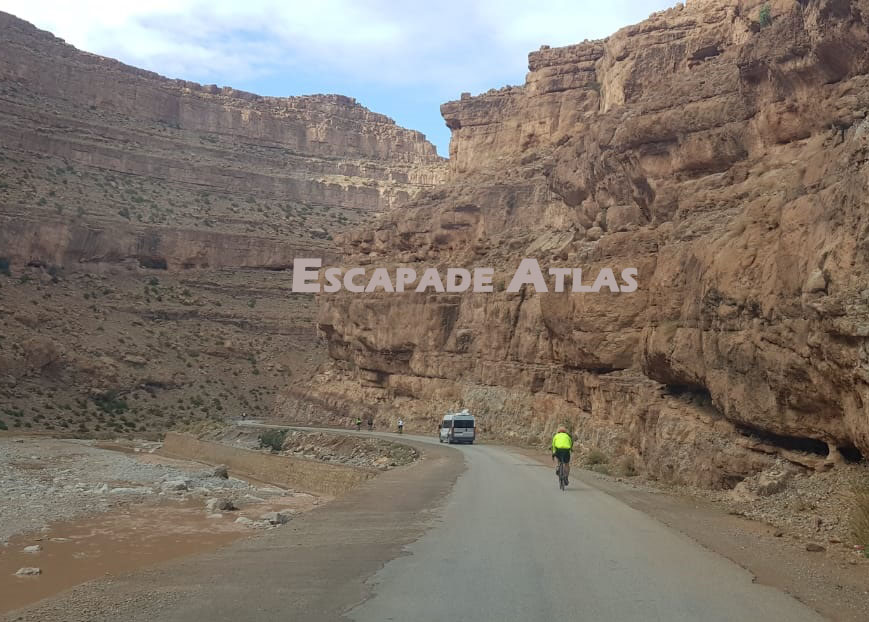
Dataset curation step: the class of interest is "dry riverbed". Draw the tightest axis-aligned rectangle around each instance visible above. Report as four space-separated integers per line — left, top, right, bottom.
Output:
0 436 320 613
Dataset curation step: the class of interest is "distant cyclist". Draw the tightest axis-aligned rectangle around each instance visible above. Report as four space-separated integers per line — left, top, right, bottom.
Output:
355 417 362 431
551 425 573 485
397 418 404 434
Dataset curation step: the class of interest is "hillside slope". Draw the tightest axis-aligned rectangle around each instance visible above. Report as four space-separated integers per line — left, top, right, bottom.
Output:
0 12 445 434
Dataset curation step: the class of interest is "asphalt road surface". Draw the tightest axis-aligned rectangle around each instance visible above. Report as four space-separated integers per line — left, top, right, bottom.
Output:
347 436 821 622
7 429 825 622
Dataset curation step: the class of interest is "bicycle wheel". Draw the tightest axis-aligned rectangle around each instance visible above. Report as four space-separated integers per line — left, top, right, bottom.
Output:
557 462 565 491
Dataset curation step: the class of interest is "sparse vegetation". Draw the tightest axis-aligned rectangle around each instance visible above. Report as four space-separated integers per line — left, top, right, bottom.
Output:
589 463 611 475
92 391 129 415
758 3 772 28
0 257 10 276
616 454 639 477
258 428 287 452
584 448 609 466
850 483 869 553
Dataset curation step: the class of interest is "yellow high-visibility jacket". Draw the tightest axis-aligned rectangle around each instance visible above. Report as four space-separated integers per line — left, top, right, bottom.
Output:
551 432 573 452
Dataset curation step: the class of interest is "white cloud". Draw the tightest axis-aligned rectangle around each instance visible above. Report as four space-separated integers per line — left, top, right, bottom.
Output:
1 0 675 92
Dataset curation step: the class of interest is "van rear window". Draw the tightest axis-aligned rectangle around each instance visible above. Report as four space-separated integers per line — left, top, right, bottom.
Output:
453 420 475 428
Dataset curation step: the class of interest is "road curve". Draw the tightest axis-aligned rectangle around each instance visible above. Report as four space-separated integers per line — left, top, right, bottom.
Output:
347 437 822 622
4 427 825 622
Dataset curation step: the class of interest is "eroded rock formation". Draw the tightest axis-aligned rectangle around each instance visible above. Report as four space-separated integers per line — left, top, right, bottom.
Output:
0 12 444 435
0 11 445 270
305 0 869 487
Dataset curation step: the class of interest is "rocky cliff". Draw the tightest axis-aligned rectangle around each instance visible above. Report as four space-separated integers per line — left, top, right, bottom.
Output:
0 12 444 436
0 11 445 270
305 0 869 488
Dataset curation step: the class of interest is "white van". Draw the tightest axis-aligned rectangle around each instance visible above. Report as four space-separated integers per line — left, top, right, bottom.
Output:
439 410 475 444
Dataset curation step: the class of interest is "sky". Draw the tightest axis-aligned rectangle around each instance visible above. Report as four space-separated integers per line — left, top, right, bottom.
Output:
1 0 676 156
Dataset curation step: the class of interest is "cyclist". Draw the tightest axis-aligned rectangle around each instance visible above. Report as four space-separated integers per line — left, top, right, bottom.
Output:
397 418 404 434
355 417 362 431
551 425 573 485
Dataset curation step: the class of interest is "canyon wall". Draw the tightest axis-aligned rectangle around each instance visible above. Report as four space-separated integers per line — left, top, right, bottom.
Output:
0 12 444 436
304 0 869 487
0 11 445 270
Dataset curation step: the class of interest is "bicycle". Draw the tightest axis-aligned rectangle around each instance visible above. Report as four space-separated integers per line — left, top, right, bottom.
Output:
555 456 568 491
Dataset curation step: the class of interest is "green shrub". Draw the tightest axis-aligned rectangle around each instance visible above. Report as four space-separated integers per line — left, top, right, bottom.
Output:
758 3 772 28
93 391 129 415
258 428 287 452
0 419 7 430
0 257 10 277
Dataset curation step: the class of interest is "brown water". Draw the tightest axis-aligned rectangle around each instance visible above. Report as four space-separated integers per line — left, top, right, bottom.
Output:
0 496 308 614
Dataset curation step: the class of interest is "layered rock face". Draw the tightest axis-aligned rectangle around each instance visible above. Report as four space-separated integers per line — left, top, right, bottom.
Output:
0 11 445 270
0 12 444 435
308 0 869 487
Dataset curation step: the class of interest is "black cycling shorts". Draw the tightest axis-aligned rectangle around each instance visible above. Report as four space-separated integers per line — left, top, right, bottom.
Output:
554 448 571 463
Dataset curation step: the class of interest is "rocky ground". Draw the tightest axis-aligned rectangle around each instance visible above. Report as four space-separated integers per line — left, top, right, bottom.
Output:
704 460 869 548
0 436 317 545
207 425 419 470
567 443 869 558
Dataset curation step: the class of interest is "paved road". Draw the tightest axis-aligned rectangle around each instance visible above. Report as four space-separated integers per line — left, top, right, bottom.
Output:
347 438 822 622
7 428 825 622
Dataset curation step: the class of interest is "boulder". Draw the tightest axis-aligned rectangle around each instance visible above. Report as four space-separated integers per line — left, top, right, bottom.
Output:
15 567 41 576
260 511 291 525
755 469 793 497
585 226 603 241
22 336 65 373
161 479 190 492
22 545 42 553
207 497 236 511
730 481 758 503
211 465 229 479
803 270 827 294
